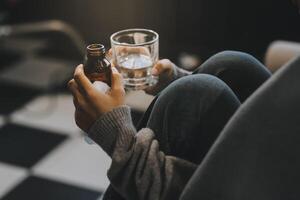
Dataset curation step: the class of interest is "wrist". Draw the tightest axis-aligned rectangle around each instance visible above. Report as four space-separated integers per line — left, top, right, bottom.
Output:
173 65 192 80
88 105 136 156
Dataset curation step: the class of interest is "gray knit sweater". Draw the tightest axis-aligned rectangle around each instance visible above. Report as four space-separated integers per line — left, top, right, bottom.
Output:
88 106 197 200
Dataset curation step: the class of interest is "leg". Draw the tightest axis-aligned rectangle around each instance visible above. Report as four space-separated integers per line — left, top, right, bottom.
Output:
103 51 265 199
138 51 270 129
103 74 240 200
180 57 300 200
146 74 241 163
194 51 271 102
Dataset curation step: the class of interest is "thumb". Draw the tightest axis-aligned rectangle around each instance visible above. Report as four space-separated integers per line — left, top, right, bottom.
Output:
107 48 117 67
107 48 113 59
111 67 124 92
74 64 94 93
152 59 173 76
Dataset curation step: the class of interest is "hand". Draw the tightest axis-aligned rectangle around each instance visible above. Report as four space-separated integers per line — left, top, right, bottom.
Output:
68 64 125 132
144 59 177 95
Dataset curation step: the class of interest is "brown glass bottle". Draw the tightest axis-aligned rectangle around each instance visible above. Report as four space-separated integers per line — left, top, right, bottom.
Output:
84 44 112 86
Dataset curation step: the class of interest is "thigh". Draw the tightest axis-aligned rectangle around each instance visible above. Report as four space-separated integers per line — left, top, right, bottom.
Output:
180 56 300 200
104 74 240 200
146 74 241 164
194 51 271 102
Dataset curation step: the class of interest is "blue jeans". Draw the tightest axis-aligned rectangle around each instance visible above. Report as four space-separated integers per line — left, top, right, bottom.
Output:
103 51 271 199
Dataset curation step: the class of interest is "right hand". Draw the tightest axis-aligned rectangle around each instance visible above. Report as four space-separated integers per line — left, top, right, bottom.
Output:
68 65 125 132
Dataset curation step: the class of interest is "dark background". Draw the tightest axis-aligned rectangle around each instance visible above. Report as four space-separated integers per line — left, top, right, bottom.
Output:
1 0 300 62
0 1 299 199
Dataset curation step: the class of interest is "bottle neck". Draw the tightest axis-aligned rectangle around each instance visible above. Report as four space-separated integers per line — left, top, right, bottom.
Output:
86 44 106 58
87 54 106 59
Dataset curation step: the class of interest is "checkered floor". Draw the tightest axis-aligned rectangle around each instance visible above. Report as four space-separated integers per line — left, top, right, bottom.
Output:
0 83 153 200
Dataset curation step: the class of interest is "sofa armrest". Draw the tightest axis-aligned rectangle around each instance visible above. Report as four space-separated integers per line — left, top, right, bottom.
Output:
264 40 300 72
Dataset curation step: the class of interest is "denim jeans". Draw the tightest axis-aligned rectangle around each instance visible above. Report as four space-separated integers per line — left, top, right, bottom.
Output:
103 51 271 200
180 56 300 200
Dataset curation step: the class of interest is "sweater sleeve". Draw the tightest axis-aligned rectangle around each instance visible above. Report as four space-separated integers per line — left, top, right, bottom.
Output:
173 65 192 80
88 106 197 200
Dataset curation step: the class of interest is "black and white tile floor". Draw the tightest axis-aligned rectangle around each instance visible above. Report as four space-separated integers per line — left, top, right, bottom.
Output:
0 84 153 200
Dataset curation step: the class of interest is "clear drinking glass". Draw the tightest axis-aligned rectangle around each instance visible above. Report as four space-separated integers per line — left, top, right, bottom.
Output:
110 28 159 90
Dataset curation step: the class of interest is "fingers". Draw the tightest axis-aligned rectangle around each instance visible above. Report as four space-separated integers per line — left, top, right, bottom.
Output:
69 79 99 115
114 46 150 56
107 48 113 59
110 67 125 96
68 79 81 99
68 79 86 108
74 64 93 93
73 65 108 100
111 67 124 90
107 49 117 67
152 59 173 76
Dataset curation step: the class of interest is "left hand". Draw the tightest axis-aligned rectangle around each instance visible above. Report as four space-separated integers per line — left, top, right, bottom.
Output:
68 64 125 132
144 59 178 95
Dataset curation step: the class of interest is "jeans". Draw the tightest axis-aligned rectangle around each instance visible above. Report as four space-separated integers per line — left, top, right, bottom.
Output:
103 51 271 200
180 56 300 200
194 51 271 102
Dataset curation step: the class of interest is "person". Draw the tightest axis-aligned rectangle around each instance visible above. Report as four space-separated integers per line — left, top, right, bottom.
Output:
68 50 271 200
68 1 300 199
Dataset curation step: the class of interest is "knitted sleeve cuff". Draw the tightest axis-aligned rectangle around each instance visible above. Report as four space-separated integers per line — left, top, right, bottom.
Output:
173 66 192 80
88 105 136 156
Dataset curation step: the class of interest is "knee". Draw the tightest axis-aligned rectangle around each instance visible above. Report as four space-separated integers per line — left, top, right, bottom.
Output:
201 50 266 72
213 50 256 62
159 74 234 105
197 51 270 79
213 50 261 66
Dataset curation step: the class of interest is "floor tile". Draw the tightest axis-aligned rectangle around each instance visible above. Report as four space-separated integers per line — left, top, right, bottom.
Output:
0 82 39 115
33 137 111 191
0 124 67 168
0 49 23 72
11 94 81 136
2 176 101 200
0 57 75 91
0 162 28 199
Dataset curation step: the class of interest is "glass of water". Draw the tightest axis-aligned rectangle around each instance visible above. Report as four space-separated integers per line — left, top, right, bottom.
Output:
110 28 159 90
